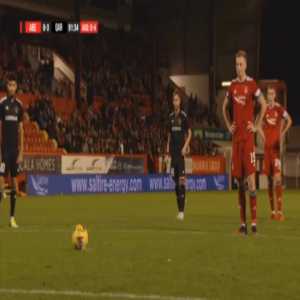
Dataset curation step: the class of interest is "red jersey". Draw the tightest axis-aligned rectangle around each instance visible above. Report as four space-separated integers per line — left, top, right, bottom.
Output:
227 76 261 142
263 102 288 149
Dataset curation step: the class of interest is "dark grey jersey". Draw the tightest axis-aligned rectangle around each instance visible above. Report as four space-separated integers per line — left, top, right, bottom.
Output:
168 110 190 157
0 96 24 151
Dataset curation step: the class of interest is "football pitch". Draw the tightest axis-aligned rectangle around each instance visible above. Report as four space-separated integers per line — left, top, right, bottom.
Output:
0 190 300 300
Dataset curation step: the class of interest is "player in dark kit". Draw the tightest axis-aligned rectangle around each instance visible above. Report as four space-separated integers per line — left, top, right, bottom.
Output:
0 74 24 228
166 91 192 221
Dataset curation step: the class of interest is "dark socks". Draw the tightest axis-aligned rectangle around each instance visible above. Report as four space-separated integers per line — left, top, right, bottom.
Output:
177 184 185 212
10 190 16 217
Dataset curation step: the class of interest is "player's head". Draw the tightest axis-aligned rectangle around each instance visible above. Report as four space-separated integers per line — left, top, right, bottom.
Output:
173 90 182 111
266 86 276 104
6 73 18 97
235 50 247 79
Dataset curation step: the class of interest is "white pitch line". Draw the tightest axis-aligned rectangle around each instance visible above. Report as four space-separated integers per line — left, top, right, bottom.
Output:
0 228 300 240
0 288 208 300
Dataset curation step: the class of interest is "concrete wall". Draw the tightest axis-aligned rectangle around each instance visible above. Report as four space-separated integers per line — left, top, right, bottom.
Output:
152 0 260 83
170 74 209 105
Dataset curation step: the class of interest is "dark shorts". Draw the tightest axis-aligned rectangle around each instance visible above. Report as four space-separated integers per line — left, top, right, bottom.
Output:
170 155 185 181
0 149 19 177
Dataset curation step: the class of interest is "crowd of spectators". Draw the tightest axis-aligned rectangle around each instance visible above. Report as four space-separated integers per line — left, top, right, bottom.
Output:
27 94 58 140
0 41 56 95
0 34 221 160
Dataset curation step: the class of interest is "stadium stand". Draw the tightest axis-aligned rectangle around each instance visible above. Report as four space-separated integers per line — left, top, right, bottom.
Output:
0 31 220 159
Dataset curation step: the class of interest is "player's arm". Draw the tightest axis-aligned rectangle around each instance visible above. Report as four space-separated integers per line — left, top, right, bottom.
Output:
0 120 2 147
222 96 235 134
0 103 3 161
255 94 267 140
281 111 292 139
247 93 267 140
182 128 192 156
166 133 170 155
17 122 24 164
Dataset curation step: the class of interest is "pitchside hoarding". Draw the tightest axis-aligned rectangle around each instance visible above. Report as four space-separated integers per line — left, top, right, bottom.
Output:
61 155 146 174
193 128 231 141
158 155 225 174
27 174 228 196
22 154 61 174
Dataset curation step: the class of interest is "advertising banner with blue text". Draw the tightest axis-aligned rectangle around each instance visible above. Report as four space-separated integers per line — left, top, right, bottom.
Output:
28 174 228 196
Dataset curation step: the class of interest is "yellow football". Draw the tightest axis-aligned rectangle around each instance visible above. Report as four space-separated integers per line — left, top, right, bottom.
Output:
72 224 88 250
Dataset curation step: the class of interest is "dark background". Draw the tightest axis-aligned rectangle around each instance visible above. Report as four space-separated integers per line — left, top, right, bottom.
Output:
261 0 298 124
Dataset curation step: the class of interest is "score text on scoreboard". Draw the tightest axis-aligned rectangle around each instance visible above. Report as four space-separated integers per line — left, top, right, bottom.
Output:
19 20 99 34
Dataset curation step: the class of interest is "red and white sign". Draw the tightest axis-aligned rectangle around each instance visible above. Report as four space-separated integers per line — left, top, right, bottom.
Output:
25 21 42 34
80 20 99 34
158 155 226 175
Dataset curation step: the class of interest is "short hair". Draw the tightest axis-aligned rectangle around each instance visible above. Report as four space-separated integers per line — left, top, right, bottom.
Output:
235 50 247 61
266 85 277 93
6 73 17 83
173 89 182 100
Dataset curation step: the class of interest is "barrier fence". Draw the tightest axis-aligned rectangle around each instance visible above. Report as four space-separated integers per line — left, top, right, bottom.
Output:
27 174 228 196
21 154 228 195
22 154 226 175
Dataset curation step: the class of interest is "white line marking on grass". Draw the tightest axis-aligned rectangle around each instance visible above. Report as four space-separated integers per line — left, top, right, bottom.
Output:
0 228 209 235
1 228 300 240
0 288 208 300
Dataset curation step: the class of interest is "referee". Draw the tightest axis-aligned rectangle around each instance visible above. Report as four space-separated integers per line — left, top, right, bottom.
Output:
166 91 192 221
0 74 24 228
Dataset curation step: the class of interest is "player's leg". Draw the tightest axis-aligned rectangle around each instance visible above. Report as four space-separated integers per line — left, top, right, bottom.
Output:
0 176 4 205
0 153 7 205
174 157 186 220
245 140 257 233
273 157 284 221
268 176 276 220
238 178 247 234
274 173 284 221
178 156 186 212
176 175 186 220
232 142 247 234
171 158 181 218
9 152 19 228
247 173 257 233
264 149 276 219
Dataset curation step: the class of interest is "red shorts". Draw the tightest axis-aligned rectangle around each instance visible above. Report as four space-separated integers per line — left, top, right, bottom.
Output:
232 139 256 179
263 148 281 176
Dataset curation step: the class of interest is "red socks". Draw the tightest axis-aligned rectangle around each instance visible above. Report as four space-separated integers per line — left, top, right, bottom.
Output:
268 186 275 212
275 184 283 213
249 191 257 225
239 187 246 225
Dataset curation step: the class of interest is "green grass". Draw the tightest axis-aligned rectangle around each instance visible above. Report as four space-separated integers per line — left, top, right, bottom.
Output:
0 190 300 300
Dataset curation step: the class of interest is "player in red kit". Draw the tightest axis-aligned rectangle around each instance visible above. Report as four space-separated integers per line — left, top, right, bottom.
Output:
263 86 292 221
223 50 266 235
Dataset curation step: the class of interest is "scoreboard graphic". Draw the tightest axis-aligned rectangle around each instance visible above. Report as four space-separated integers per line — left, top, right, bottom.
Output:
19 20 99 34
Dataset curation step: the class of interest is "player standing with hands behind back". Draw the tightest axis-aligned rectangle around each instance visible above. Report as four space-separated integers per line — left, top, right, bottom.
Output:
223 50 266 235
166 91 192 221
0 74 24 228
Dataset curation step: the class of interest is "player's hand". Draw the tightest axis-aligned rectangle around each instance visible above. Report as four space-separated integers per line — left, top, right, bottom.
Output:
181 147 188 156
229 122 236 134
247 121 257 133
17 153 23 164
